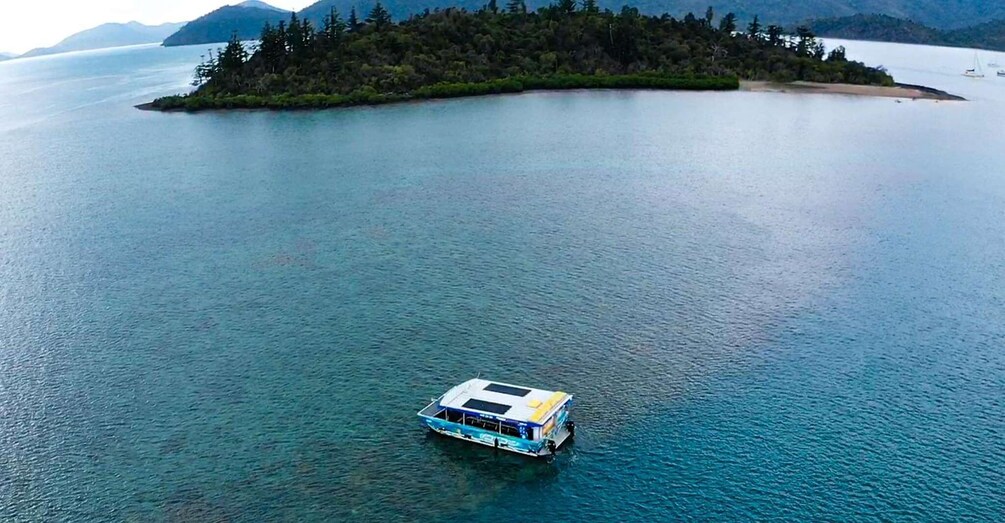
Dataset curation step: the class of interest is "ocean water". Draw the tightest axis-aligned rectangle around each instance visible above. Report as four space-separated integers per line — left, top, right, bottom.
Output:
0 42 1003 521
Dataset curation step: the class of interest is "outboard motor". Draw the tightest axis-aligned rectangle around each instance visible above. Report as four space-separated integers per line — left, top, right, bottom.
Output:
565 420 576 438
546 440 557 455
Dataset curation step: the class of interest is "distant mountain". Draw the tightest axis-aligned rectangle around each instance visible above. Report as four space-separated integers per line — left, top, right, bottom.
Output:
807 14 942 44
298 0 346 24
237 0 287 12
807 14 1005 52
947 19 1005 52
163 1 359 47
295 0 1005 29
20 21 185 58
0 52 15 61
162 0 1005 48
162 2 291 47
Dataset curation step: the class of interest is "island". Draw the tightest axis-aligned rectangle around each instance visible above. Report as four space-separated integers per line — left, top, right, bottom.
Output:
145 2 944 112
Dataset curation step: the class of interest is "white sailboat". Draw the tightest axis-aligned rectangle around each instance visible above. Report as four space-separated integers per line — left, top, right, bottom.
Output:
963 51 984 78
993 52 1005 77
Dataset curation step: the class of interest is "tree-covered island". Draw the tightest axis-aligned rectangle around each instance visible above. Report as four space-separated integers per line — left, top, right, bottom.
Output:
149 2 894 111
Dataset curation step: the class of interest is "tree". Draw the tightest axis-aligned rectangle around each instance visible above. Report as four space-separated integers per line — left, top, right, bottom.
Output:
300 18 316 50
581 0 599 14
709 42 726 62
348 6 361 31
812 41 825 60
747 15 761 42
322 7 347 44
192 49 216 86
611 6 642 65
367 1 392 30
286 12 303 53
795 26 815 56
218 33 247 72
282 13 314 55
766 24 783 47
487 0 498 14
555 0 577 15
827 45 847 61
718 12 736 33
704 6 714 28
258 21 286 72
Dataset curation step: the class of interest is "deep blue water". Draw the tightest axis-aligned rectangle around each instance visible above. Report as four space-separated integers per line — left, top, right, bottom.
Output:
1 43 1003 521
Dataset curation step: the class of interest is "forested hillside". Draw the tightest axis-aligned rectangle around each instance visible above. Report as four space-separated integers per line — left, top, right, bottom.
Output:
808 14 1005 52
163 4 290 46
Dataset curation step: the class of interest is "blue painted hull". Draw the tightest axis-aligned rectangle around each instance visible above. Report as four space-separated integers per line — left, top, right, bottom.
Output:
421 416 547 456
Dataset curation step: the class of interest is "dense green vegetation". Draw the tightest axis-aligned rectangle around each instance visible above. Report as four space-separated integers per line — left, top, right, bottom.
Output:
807 14 1005 52
151 3 892 111
161 0 1005 47
153 74 739 110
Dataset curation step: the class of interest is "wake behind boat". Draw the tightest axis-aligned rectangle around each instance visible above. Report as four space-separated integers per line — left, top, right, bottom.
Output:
418 379 575 457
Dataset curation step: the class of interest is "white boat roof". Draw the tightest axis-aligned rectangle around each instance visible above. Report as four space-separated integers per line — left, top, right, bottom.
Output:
438 378 571 425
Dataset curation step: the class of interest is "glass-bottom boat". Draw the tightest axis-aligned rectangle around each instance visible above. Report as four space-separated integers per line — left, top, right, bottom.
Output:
418 378 575 457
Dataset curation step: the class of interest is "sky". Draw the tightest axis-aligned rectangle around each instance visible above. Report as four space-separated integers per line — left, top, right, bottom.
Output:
0 0 316 54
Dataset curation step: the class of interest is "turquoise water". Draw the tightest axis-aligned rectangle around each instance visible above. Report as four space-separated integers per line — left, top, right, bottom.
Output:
1 43 1003 521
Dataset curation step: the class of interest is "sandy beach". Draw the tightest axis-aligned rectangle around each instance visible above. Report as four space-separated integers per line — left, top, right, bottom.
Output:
741 81 965 101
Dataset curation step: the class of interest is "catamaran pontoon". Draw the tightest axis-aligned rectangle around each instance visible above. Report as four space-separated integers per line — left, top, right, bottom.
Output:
418 378 574 457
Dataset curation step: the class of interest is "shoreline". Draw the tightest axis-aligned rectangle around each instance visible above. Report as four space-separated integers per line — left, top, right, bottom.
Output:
138 80 964 113
134 87 722 113
137 74 741 112
740 81 965 101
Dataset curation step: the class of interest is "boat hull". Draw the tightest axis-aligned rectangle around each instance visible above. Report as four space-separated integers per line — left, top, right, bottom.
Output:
419 408 573 457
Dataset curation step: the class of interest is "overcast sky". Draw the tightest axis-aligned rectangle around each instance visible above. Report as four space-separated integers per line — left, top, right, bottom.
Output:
1 0 316 54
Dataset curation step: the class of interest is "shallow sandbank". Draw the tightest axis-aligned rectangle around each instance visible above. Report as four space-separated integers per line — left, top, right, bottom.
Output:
740 81 964 101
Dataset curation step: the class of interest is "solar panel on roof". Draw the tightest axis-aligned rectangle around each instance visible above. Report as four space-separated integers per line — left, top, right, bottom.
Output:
484 383 532 397
463 398 511 415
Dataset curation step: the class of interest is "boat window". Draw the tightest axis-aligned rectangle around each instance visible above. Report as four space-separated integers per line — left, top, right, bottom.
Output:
464 415 501 433
444 409 464 423
462 399 511 415
483 383 532 397
500 422 530 439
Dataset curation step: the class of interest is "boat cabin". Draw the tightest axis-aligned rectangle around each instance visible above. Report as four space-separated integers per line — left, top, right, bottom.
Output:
418 378 574 457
